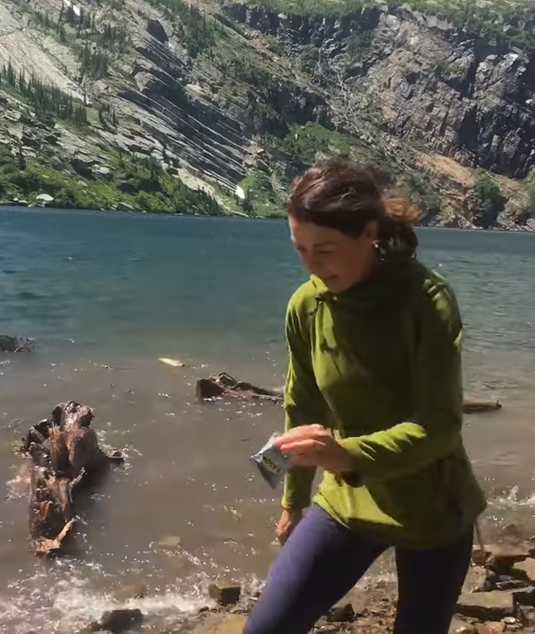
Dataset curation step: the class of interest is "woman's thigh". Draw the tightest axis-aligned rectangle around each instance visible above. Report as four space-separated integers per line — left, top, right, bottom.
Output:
243 505 387 634
394 528 474 634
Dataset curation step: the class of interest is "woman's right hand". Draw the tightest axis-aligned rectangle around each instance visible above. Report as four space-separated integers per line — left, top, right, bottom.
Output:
276 508 302 544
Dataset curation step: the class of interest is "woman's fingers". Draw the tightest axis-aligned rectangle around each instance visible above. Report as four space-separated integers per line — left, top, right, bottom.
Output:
278 438 320 454
273 425 327 448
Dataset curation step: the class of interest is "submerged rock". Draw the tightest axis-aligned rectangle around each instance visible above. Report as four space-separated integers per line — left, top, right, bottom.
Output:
87 608 144 633
208 582 241 606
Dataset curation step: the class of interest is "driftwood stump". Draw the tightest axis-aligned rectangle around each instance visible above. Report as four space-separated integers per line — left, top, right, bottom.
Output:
196 373 502 415
0 334 33 353
21 401 123 556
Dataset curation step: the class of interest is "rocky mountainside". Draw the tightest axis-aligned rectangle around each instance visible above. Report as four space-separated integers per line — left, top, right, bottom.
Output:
1 0 535 228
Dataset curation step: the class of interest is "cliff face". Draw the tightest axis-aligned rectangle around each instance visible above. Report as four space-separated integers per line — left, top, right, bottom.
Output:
227 3 535 179
0 0 534 228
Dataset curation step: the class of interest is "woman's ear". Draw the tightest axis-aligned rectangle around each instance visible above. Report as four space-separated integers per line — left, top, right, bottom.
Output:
361 220 379 243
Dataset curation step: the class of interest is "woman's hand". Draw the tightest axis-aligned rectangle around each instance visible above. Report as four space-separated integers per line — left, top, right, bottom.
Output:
273 424 355 474
276 508 302 544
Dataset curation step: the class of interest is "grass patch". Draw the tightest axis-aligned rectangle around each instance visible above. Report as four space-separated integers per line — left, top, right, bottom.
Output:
238 169 286 217
282 122 354 163
0 144 223 215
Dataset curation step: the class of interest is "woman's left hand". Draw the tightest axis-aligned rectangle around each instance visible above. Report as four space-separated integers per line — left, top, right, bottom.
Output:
272 424 355 474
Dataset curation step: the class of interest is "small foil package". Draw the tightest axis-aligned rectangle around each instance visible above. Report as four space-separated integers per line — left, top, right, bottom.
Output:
250 433 290 489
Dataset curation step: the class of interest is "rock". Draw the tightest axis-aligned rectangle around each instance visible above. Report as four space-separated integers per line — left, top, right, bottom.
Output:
193 614 247 634
88 608 143 633
449 617 477 633
146 19 169 43
326 601 355 622
21 132 40 148
156 535 182 550
208 583 241 606
45 133 60 145
475 623 505 634
518 606 535 626
20 112 33 125
457 592 515 621
335 587 368 616
495 578 527 591
71 156 95 178
487 545 530 574
463 566 489 593
510 586 535 607
36 193 54 206
114 578 147 601
95 166 112 180
512 558 535 583
117 202 136 212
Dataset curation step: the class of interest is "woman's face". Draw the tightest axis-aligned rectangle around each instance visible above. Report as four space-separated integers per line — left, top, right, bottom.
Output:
289 216 377 294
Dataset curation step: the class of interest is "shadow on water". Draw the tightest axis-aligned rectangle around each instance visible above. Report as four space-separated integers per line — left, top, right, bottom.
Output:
55 460 127 560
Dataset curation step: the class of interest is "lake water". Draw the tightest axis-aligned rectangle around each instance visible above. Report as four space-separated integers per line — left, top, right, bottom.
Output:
0 207 534 633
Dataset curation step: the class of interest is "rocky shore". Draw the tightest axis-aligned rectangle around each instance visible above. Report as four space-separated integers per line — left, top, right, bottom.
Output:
81 525 535 634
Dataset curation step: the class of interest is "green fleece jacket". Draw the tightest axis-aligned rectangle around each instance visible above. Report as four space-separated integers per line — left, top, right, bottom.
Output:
281 257 486 548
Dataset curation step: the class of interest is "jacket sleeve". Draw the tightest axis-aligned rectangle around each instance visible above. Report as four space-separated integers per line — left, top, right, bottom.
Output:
339 279 464 483
281 297 329 511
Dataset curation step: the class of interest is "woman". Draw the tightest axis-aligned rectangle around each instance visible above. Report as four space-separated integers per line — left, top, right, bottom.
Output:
244 161 486 634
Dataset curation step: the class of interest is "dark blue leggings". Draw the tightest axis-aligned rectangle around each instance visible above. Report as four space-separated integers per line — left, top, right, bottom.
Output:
244 504 473 634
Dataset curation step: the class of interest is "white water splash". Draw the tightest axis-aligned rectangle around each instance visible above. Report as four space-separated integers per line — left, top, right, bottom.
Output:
492 485 535 508
0 562 213 634
5 463 31 501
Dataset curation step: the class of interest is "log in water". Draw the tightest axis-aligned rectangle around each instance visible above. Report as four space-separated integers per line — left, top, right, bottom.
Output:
196 373 503 415
20 401 123 556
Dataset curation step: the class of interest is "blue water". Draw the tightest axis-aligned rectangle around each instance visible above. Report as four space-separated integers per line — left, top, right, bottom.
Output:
0 207 534 634
0 207 534 374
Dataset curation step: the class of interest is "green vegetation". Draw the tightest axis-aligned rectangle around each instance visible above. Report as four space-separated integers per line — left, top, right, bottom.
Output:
249 0 535 53
145 0 222 57
282 122 354 163
347 30 373 63
433 60 466 83
266 36 285 56
407 171 442 218
80 46 110 79
471 176 505 227
31 6 129 61
300 44 320 72
237 169 286 217
0 62 87 127
0 144 222 215
527 187 535 219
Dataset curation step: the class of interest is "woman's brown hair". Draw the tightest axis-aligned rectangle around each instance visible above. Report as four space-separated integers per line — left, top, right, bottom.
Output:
288 161 420 259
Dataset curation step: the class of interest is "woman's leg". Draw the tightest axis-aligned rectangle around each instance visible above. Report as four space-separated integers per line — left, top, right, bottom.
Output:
394 528 474 634
243 504 388 634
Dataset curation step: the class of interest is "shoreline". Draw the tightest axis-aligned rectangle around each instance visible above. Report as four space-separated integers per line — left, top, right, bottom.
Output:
81 527 535 634
1 203 534 232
